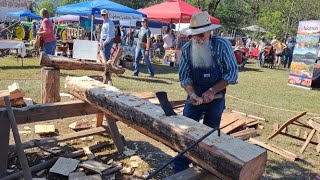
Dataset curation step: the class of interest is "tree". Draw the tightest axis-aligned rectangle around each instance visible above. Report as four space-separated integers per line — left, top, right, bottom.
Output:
36 0 56 17
186 0 221 15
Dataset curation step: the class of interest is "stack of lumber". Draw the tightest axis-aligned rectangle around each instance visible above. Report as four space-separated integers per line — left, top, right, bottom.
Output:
220 112 260 140
0 83 25 107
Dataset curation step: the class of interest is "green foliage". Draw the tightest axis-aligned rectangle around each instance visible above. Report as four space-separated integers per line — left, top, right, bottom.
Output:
36 0 56 16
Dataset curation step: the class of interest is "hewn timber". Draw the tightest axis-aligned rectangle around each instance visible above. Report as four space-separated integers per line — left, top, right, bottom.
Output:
40 53 125 74
0 100 101 125
65 76 267 180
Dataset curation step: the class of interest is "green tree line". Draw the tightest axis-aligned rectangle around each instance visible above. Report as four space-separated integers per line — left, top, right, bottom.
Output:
32 0 320 38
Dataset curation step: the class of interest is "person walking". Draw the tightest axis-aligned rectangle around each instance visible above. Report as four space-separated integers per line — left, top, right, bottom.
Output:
175 12 238 173
258 36 267 67
37 8 56 55
133 17 155 77
100 9 115 61
284 37 295 69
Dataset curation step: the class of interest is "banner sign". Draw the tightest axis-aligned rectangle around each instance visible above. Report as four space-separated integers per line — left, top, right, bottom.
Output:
288 20 320 89
0 0 30 19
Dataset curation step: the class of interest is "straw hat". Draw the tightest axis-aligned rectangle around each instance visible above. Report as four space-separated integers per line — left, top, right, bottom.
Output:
180 12 221 36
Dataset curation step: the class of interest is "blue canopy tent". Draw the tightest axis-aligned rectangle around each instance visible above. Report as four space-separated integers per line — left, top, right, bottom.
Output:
7 10 42 20
56 0 146 39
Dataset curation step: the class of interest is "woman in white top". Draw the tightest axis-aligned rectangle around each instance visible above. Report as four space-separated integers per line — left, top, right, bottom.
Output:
163 29 174 49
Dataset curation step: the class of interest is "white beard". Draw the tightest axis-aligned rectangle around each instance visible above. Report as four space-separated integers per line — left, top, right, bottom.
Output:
191 39 213 68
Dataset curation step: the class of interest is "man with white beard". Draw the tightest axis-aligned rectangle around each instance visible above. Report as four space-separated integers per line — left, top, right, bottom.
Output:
175 12 238 173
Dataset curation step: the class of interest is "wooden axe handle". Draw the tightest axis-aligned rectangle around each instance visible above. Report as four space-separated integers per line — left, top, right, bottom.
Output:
171 93 224 108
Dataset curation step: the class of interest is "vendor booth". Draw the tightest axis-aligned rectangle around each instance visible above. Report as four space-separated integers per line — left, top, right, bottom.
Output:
288 20 320 90
56 0 146 61
139 0 220 66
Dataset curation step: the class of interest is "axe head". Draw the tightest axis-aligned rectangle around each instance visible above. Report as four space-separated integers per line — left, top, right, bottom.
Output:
156 91 177 116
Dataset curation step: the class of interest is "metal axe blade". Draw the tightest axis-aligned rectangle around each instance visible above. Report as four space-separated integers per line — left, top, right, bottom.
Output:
155 91 177 116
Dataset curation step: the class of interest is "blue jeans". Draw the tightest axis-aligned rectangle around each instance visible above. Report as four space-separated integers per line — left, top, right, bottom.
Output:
284 54 293 68
44 40 56 55
173 97 225 173
134 46 154 76
102 39 114 60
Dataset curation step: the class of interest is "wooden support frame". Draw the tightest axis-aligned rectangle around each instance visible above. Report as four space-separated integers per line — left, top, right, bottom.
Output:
0 100 101 124
267 112 307 140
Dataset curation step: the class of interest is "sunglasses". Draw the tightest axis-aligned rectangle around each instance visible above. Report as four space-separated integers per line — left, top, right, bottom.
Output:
101 14 107 16
194 33 205 38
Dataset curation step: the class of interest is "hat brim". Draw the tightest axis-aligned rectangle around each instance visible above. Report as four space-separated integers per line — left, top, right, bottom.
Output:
180 24 221 36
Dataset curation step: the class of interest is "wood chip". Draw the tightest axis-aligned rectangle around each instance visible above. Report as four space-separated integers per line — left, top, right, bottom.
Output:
35 125 55 135
6 169 14 173
69 121 92 130
123 147 136 156
50 157 80 176
83 147 95 160
24 126 32 130
23 97 34 106
36 169 46 176
106 159 113 164
80 136 94 141
19 130 31 135
257 125 264 130
79 160 111 174
68 172 86 180
120 167 134 175
69 174 101 180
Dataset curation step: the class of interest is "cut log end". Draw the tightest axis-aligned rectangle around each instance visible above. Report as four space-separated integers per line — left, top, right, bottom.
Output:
240 151 267 180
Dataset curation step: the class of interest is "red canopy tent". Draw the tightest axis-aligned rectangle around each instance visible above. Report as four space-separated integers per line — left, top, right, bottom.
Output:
139 0 220 24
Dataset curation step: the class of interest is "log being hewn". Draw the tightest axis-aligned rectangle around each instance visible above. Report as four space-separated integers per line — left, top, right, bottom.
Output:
40 53 125 74
65 76 267 180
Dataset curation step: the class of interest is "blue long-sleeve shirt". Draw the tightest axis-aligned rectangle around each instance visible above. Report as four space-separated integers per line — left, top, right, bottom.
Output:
100 19 115 44
179 36 238 87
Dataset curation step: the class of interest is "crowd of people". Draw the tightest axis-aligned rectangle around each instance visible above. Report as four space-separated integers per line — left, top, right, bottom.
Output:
232 34 296 69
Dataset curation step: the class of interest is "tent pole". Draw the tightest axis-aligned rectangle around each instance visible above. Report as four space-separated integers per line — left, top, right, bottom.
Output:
175 18 181 50
90 15 94 40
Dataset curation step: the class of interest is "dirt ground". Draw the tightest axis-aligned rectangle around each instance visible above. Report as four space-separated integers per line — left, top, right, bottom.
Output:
9 112 178 180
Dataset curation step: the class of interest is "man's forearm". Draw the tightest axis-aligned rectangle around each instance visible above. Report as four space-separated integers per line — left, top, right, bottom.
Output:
184 84 196 96
146 38 151 50
210 80 229 94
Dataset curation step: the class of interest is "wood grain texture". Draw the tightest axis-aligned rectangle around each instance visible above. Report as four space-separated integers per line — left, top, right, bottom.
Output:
41 67 60 104
40 53 125 74
0 100 101 125
65 76 267 180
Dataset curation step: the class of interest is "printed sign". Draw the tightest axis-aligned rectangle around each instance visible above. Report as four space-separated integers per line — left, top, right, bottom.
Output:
288 20 320 89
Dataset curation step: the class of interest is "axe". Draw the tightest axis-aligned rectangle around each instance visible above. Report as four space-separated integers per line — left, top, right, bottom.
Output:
155 91 223 116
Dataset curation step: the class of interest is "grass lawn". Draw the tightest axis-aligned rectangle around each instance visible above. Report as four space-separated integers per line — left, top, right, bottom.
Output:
0 56 319 179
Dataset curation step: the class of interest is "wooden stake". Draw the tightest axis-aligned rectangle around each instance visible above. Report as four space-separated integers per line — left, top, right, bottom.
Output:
4 96 32 180
41 67 60 104
95 113 104 127
249 138 298 161
300 129 316 153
